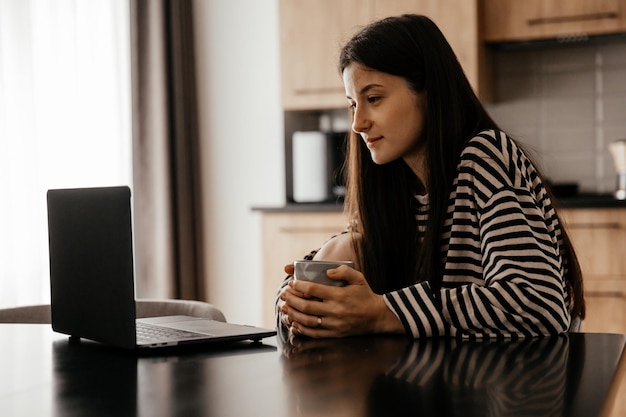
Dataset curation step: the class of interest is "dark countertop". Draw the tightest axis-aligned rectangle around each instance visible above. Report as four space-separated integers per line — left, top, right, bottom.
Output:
253 194 626 213
252 202 344 213
555 193 626 209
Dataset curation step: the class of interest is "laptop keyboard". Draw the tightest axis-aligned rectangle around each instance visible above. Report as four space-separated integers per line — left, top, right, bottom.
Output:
136 321 205 343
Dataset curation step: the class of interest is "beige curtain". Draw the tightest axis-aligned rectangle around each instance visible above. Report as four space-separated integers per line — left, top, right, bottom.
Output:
129 0 204 300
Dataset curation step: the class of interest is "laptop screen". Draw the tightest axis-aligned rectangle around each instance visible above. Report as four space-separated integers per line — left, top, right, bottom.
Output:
47 186 137 349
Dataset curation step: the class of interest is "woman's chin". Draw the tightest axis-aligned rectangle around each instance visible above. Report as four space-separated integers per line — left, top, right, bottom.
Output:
369 152 393 165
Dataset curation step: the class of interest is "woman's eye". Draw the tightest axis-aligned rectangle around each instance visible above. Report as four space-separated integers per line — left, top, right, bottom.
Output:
347 102 356 110
367 96 380 104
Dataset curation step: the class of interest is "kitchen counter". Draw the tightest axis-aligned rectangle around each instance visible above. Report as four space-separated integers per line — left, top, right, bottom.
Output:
252 202 344 213
555 193 626 209
253 194 626 213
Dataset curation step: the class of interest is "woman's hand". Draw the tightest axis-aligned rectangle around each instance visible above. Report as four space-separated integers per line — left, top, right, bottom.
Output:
277 264 296 331
279 265 404 338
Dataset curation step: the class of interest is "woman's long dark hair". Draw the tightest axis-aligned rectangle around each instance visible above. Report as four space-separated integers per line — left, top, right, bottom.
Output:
338 14 584 319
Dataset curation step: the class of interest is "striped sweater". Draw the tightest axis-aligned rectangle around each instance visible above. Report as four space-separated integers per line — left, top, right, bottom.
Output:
279 129 572 340
388 129 571 339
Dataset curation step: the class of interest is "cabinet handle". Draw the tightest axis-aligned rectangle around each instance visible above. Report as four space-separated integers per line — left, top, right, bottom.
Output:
294 87 345 95
585 290 625 298
567 222 622 229
280 227 343 233
527 12 618 26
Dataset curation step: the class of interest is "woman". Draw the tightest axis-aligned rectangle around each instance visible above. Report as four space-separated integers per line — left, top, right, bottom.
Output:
277 14 584 340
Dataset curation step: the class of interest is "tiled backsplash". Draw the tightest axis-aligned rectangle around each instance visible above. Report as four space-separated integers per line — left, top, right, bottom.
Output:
485 38 626 194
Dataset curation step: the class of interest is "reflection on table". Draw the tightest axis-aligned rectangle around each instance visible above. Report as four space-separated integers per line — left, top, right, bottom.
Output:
0 324 624 417
280 333 625 417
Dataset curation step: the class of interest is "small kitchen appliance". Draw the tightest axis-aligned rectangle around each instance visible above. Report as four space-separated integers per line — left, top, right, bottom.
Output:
609 139 626 200
291 131 347 203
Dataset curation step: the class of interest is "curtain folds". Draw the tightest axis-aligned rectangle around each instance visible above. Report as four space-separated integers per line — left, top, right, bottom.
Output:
129 0 204 301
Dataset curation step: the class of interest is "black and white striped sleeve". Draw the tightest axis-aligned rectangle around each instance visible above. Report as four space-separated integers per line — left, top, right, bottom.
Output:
383 130 571 340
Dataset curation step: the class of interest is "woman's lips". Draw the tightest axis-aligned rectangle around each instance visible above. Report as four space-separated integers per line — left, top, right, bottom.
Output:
365 137 383 148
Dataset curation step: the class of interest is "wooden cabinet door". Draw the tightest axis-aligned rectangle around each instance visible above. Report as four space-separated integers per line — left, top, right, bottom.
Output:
279 0 371 110
371 0 488 99
260 211 347 326
279 0 490 109
561 208 626 334
484 0 626 42
559 209 626 417
561 208 626 277
583 293 626 333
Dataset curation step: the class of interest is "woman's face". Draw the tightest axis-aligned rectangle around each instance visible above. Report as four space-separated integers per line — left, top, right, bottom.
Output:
343 63 426 174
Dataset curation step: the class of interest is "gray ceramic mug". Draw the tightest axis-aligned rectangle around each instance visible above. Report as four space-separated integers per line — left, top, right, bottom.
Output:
293 260 354 287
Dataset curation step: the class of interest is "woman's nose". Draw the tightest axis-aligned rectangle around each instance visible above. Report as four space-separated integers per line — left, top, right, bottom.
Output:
351 107 370 134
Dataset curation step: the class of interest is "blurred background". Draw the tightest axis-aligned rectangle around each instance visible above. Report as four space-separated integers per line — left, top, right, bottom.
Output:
2 0 626 329
0 0 284 326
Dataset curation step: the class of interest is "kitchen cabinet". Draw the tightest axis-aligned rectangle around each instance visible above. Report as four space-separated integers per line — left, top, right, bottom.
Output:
278 0 490 110
259 210 347 327
278 0 370 110
560 208 626 334
371 0 490 102
483 0 626 43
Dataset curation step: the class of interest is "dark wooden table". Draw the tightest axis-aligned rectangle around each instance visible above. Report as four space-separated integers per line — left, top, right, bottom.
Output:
0 324 624 417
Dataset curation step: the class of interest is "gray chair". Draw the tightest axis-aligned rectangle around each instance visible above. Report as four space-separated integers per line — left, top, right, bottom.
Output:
0 298 226 324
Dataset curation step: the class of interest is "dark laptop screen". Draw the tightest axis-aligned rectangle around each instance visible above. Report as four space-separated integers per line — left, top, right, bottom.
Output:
47 186 136 349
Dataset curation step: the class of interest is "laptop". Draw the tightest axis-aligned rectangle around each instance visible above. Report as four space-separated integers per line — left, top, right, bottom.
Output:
47 186 276 350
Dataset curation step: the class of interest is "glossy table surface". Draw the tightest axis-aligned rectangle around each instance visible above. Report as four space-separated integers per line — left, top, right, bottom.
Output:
0 324 624 417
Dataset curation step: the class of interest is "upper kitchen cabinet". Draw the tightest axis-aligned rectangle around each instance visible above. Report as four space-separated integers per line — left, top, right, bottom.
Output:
483 0 626 42
372 0 490 103
278 0 370 110
279 0 490 110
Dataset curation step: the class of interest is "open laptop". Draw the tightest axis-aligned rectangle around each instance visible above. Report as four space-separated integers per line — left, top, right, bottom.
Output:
47 186 276 350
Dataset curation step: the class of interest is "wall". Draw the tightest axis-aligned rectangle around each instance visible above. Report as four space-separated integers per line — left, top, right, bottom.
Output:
485 39 626 194
193 0 284 325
